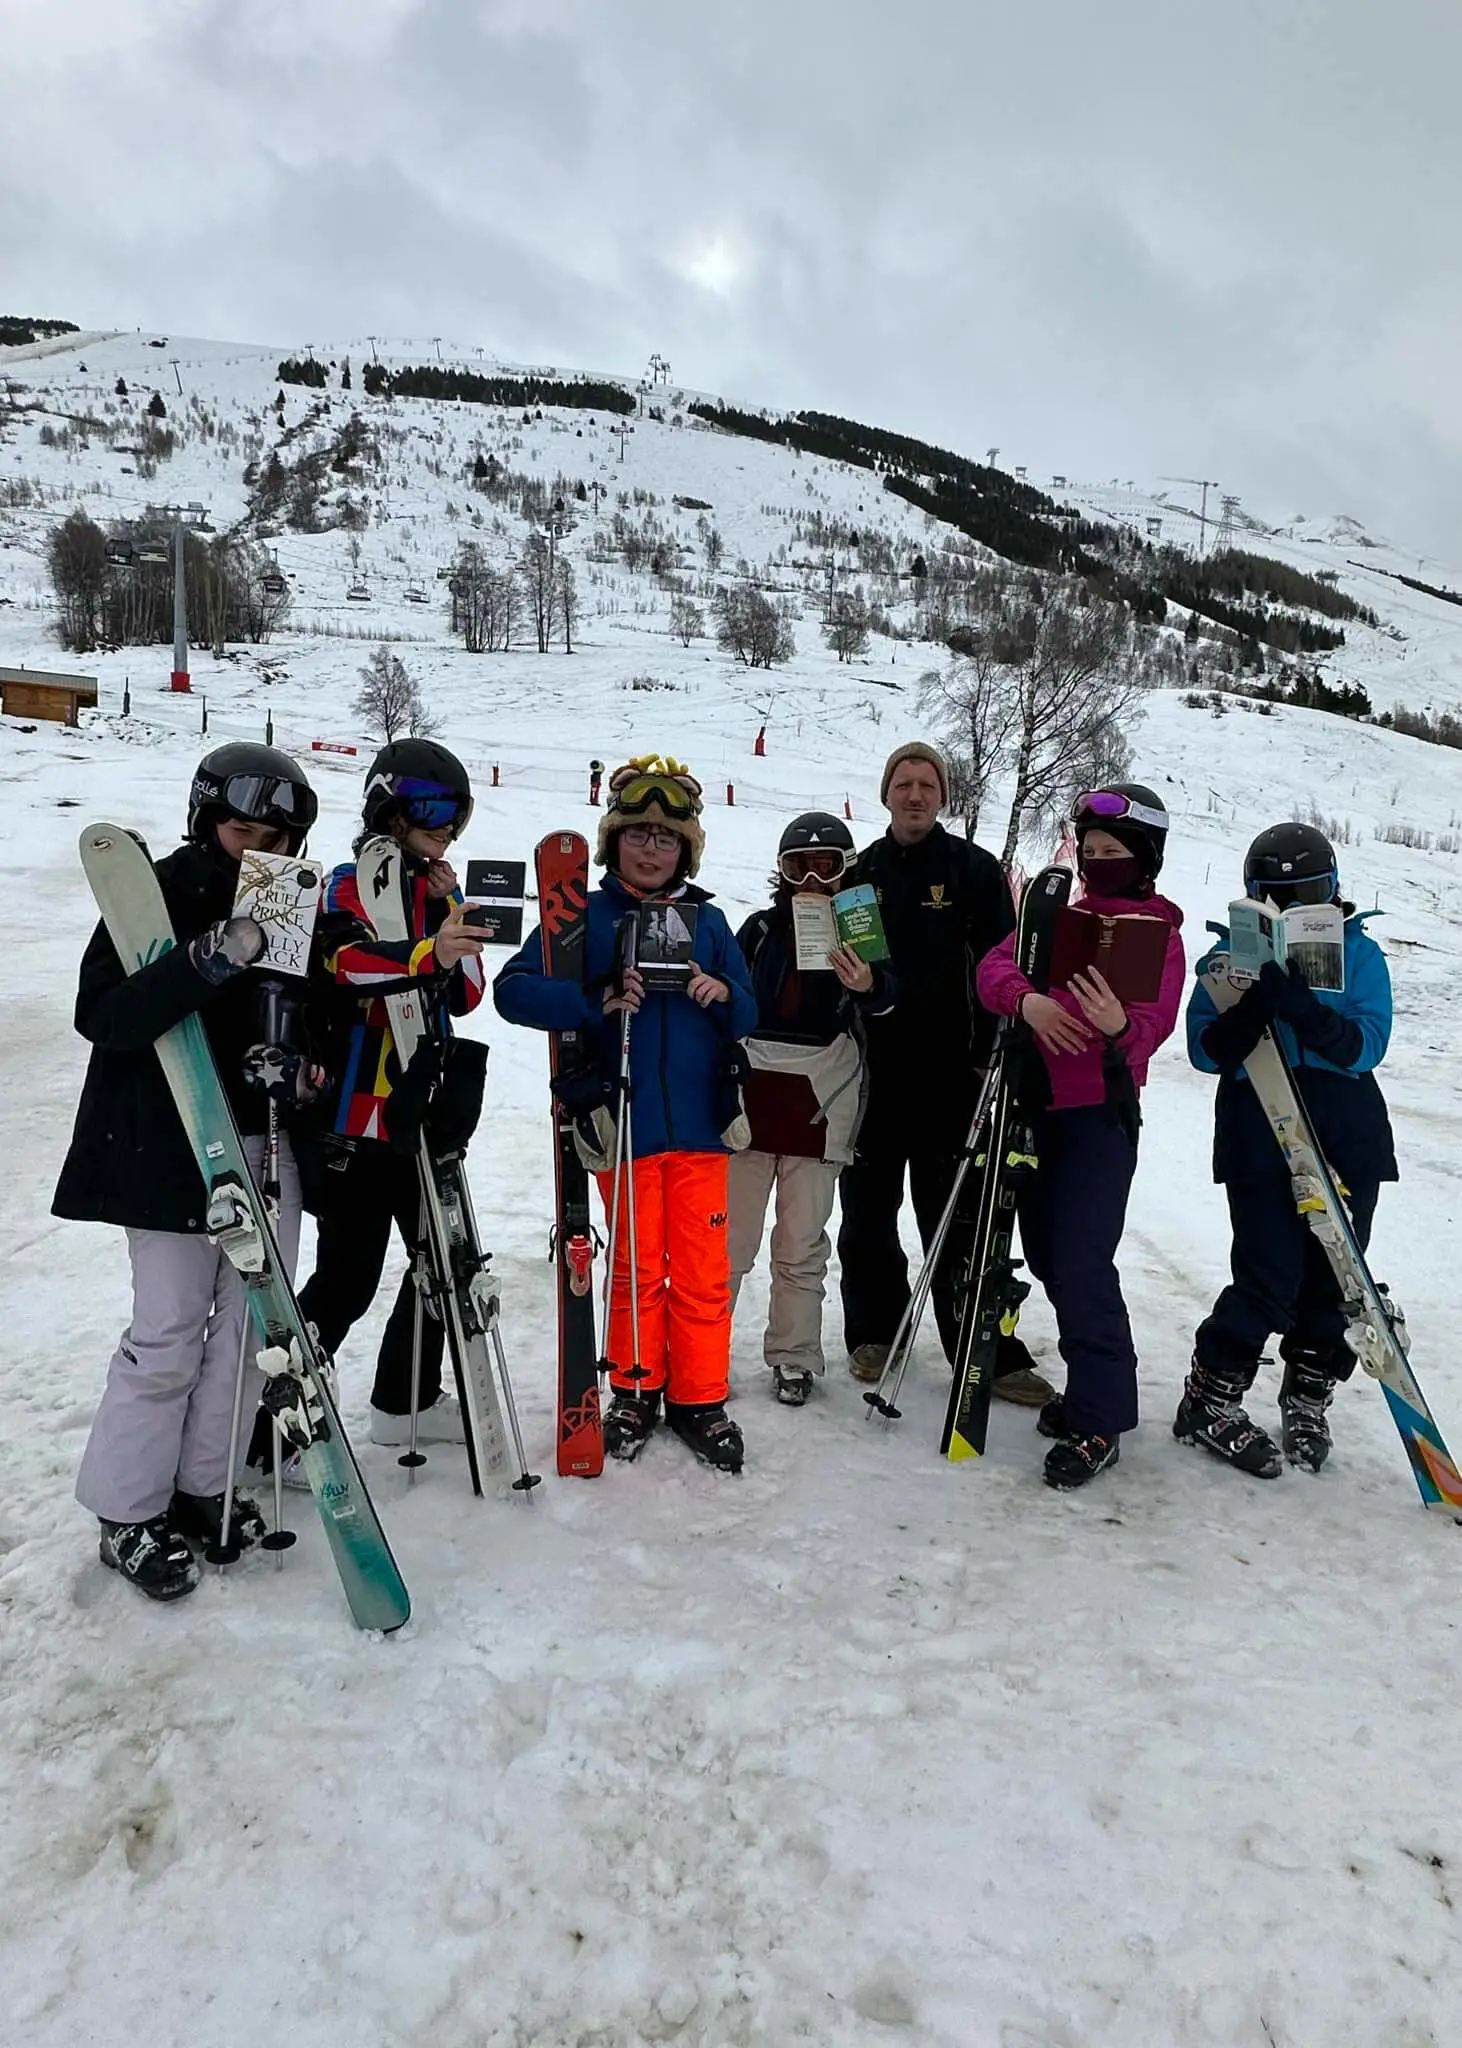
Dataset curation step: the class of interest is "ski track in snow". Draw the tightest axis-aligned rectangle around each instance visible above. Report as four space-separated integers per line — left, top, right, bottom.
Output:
1 331 1461 2047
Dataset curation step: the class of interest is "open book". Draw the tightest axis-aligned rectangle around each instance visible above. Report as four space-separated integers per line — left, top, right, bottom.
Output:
791 884 890 970
1227 897 1345 993
1047 904 1169 1005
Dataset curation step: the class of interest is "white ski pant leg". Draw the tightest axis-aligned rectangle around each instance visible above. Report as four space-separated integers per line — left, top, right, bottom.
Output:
76 1136 302 1522
727 1148 777 1313
763 1156 841 1378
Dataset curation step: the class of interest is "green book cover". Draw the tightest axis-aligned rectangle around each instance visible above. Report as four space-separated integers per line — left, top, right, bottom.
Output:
832 883 890 963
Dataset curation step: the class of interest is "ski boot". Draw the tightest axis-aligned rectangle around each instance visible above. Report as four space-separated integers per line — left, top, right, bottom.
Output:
171 1488 267 1552
98 1515 200 1602
1278 1353 1337 1473
603 1388 661 1462
664 1399 745 1473
1043 1430 1120 1490
773 1366 811 1407
1173 1360 1282 1479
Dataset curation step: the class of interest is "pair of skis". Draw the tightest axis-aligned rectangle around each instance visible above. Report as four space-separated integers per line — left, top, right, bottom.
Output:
864 865 1070 1462
1203 948 1462 1517
355 837 539 1499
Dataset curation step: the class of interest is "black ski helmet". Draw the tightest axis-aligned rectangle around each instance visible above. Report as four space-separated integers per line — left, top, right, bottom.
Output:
187 742 317 853
1072 783 1169 878
361 738 473 840
777 811 855 859
1244 822 1338 907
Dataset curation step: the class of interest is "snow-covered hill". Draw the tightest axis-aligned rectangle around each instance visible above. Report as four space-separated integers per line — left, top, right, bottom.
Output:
2 328 1461 2048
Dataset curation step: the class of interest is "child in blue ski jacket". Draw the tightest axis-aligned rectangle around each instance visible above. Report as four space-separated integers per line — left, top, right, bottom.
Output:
495 756 757 1472
1177 822 1397 1480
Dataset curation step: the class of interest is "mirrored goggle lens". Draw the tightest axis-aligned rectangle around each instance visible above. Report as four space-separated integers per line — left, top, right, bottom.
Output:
611 773 700 818
221 774 313 824
780 848 848 882
1074 790 1170 832
401 795 464 830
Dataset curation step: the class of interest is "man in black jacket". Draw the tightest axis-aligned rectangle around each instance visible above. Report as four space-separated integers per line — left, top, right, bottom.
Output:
837 741 1055 1402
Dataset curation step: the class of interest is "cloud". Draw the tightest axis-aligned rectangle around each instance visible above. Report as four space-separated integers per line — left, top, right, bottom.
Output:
2 0 1459 557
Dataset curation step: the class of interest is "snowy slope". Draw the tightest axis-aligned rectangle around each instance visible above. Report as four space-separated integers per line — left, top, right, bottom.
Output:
2 331 1462 2048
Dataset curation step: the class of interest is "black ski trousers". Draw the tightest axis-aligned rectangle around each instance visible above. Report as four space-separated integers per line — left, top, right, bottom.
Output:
1017 1106 1139 1437
837 1080 1031 1373
298 1142 445 1414
1194 1172 1379 1387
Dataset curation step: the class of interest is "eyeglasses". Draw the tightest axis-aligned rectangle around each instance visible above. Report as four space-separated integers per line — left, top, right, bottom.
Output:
619 824 682 850
779 847 849 885
608 768 704 819
1074 790 1170 832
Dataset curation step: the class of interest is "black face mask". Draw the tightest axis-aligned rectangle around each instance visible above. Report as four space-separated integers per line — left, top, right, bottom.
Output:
1078 851 1146 897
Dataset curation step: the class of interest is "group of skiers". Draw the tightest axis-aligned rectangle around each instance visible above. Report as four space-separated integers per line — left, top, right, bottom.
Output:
54 730 1397 1601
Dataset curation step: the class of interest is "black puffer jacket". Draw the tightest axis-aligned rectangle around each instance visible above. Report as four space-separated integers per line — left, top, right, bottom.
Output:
52 839 278 1233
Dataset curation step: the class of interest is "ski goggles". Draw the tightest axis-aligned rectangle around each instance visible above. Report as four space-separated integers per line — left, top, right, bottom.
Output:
1073 790 1170 832
1246 870 1336 908
394 777 471 833
213 774 317 831
607 767 703 819
778 846 850 885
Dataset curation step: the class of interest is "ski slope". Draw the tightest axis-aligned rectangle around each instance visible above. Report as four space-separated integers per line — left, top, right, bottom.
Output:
2 330 1461 2048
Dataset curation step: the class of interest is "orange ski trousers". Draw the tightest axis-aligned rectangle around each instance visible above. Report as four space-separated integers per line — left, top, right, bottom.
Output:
596 1151 731 1405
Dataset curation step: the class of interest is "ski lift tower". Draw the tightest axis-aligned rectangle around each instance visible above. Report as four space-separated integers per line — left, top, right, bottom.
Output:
1214 494 1241 555
1159 476 1220 557
155 502 212 692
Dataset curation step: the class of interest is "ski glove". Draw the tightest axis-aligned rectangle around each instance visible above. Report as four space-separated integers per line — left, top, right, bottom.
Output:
1198 978 1273 1070
190 915 266 986
1258 960 1363 1068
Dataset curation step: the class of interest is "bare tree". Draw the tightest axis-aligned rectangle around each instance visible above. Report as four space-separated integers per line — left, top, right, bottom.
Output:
47 509 109 651
669 593 704 646
994 586 1140 869
353 645 438 742
714 584 795 670
520 535 553 652
825 589 871 664
918 646 1022 838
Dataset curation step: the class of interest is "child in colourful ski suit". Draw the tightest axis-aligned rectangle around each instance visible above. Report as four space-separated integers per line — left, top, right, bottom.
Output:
286 738 487 1452
1178 822 1396 1478
494 756 757 1471
976 785 1185 1488
55 743 319 1601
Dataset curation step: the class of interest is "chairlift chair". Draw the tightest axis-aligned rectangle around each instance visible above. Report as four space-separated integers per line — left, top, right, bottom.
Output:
404 587 428 604
261 572 287 597
346 583 371 602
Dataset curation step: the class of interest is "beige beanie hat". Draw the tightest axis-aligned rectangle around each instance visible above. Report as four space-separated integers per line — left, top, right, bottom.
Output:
880 741 949 807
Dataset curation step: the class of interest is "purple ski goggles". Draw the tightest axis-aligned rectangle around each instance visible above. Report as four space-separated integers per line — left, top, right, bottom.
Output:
1074 789 1170 832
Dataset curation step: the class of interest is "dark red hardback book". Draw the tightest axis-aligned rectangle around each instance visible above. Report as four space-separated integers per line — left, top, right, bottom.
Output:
1048 905 1168 1005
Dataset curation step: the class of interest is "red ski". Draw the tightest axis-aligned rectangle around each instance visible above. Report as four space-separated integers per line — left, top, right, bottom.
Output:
535 832 604 1477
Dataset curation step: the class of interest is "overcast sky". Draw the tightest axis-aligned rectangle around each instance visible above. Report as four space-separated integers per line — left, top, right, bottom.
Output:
5 0 1460 558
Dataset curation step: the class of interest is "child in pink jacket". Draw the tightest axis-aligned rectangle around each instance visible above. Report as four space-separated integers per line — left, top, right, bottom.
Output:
977 786 1186 1488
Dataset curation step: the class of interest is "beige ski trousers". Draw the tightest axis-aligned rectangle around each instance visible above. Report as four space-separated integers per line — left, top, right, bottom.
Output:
728 1148 842 1378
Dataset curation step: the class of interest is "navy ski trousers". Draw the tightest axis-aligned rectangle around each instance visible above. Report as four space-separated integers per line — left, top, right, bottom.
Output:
1194 1173 1379 1386
1017 1105 1139 1437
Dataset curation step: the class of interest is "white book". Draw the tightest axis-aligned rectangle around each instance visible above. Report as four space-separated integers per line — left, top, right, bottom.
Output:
1227 896 1345 993
232 850 323 978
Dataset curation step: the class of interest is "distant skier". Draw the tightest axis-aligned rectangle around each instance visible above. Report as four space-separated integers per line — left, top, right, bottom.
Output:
588 758 605 807
728 812 896 1404
495 754 757 1470
280 739 486 1455
54 744 319 1601
1179 823 1396 1478
977 786 1186 1487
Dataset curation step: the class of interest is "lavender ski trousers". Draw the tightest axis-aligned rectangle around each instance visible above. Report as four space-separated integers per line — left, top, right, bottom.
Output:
75 1137 301 1524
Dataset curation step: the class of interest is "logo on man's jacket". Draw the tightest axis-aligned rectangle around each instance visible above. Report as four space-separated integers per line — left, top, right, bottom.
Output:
708 1211 727 1229
925 884 948 908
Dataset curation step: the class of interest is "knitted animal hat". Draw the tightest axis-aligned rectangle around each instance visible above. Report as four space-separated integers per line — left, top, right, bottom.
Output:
595 753 707 878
